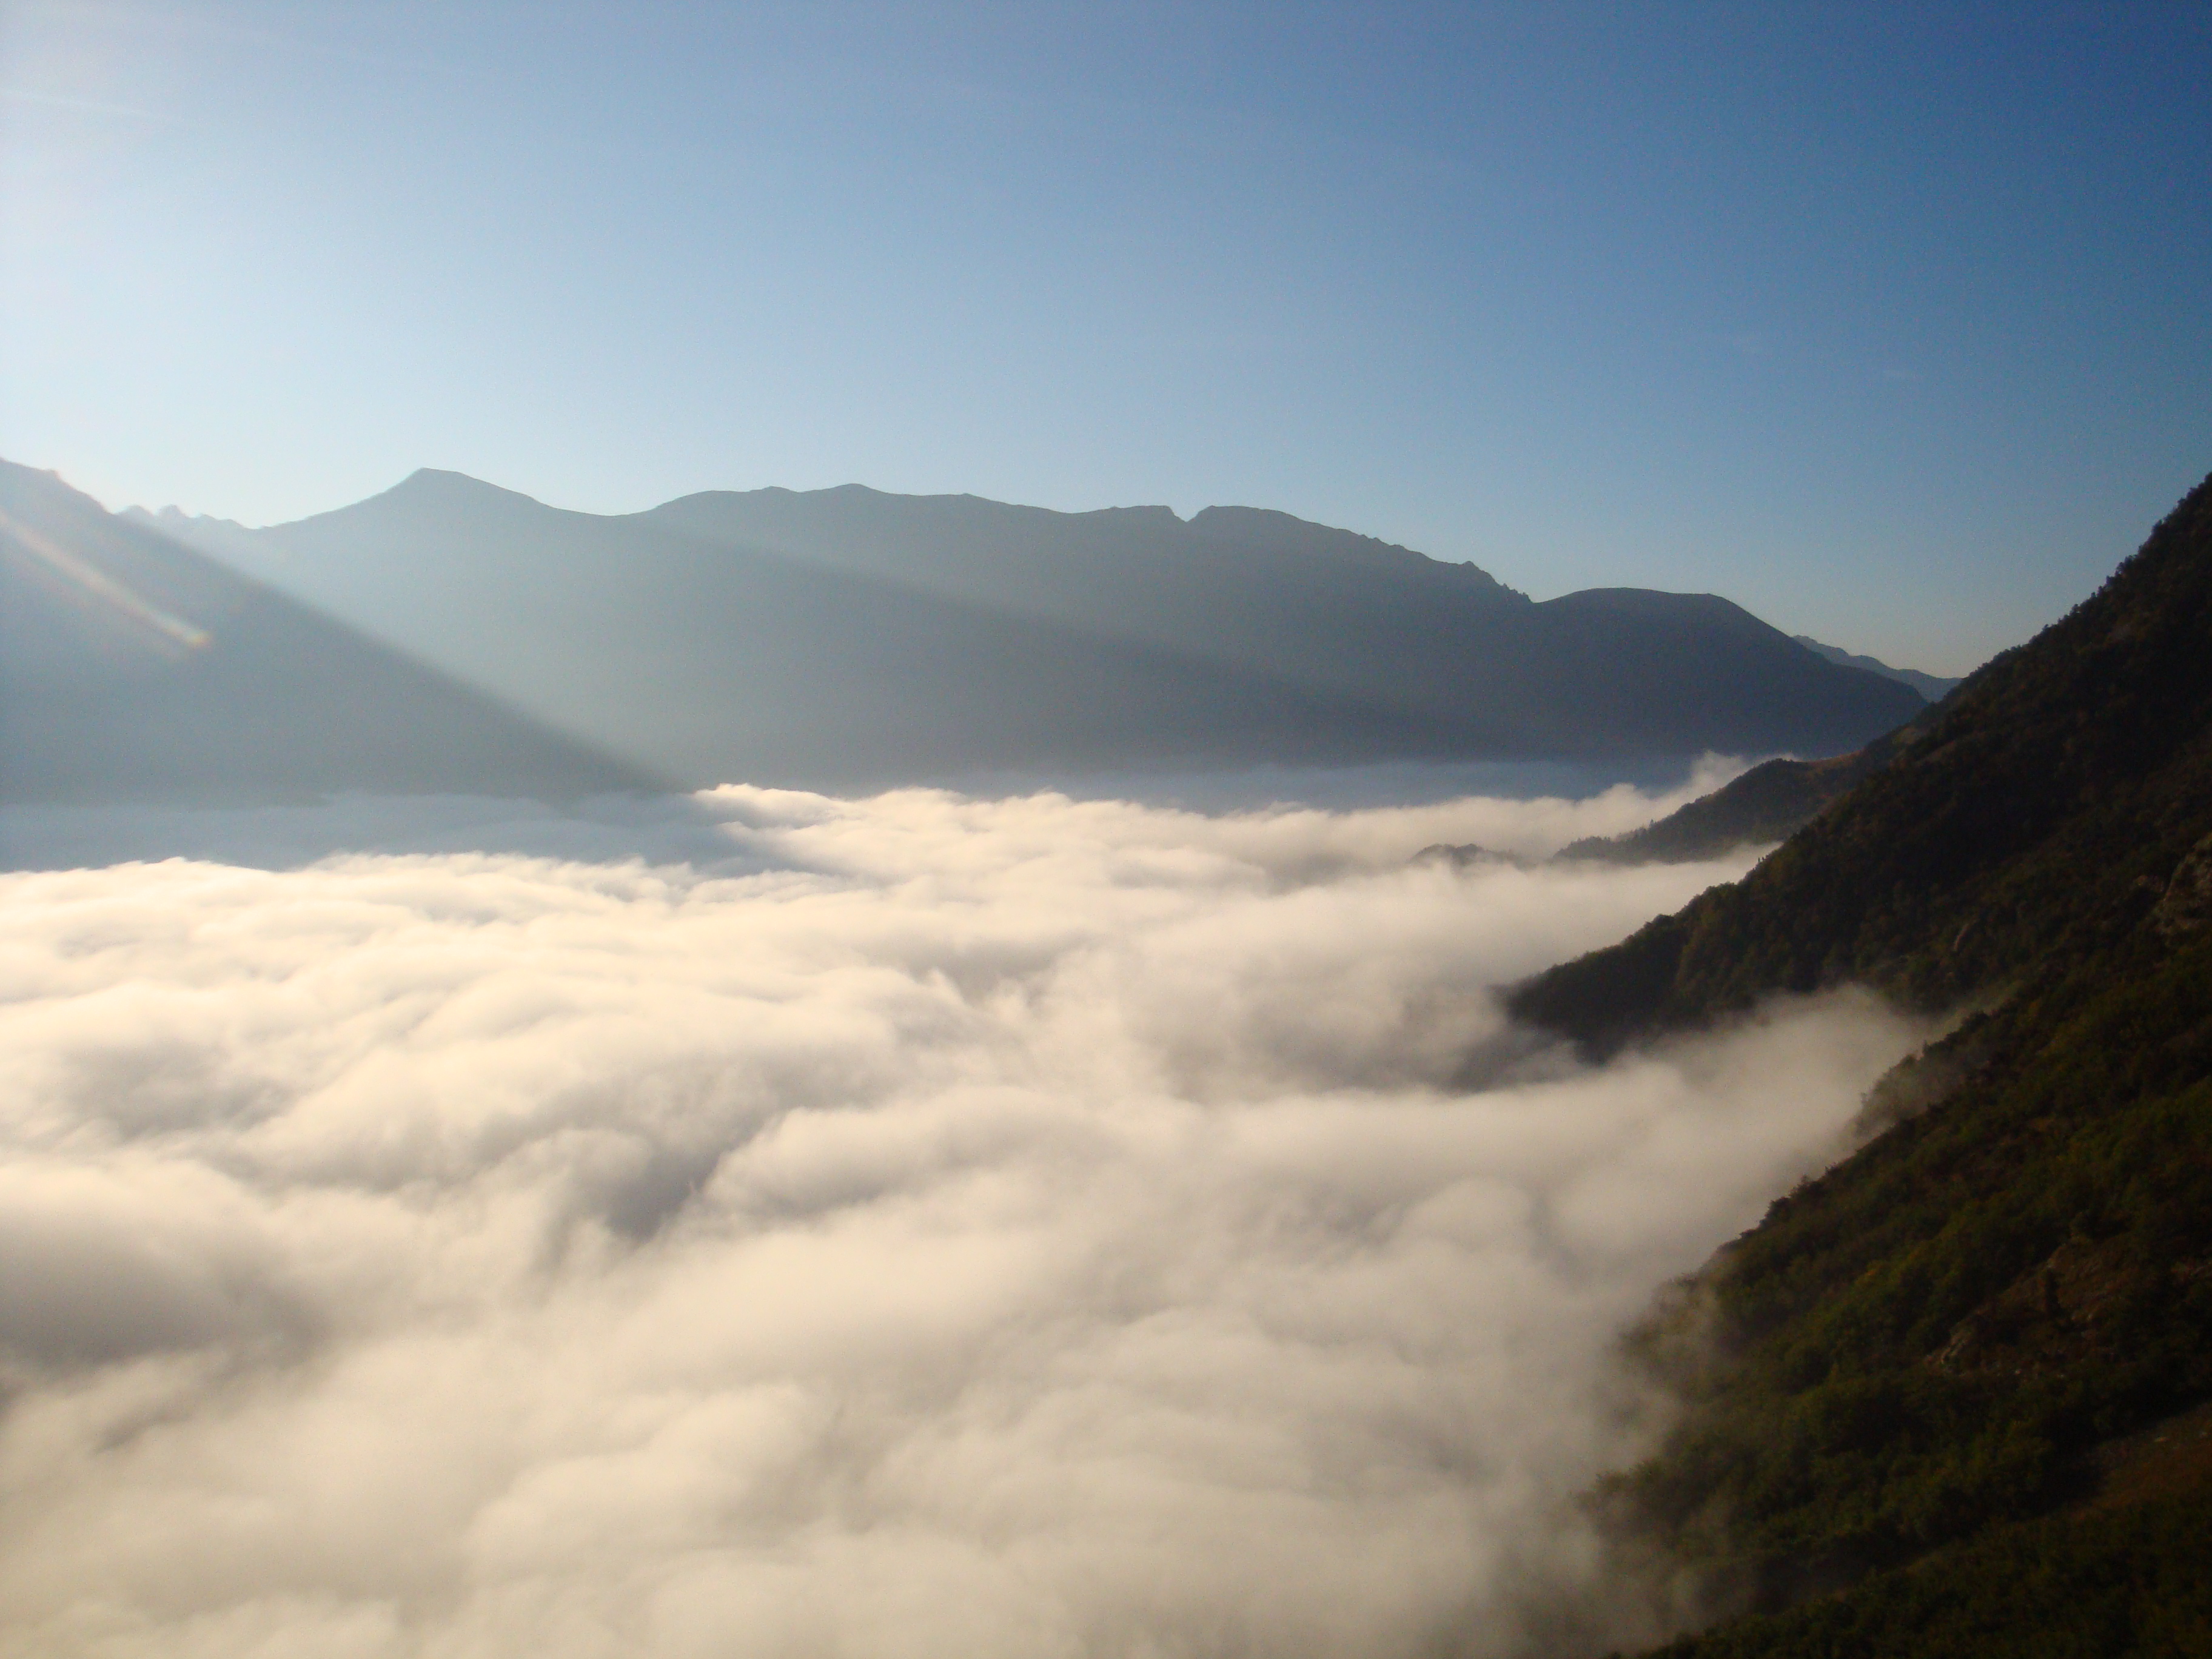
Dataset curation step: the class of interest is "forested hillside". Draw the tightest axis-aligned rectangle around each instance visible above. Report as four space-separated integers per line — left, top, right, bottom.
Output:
1504 474 2212 1655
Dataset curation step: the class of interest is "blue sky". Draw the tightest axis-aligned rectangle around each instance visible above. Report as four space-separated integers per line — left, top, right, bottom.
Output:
4 2 2208 674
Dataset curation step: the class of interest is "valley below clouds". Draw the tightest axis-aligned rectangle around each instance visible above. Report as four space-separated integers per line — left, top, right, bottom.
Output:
0 781 1928 1659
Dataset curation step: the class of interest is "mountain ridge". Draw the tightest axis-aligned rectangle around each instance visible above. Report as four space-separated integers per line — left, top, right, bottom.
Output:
132 466 1923 790
0 461 656 808
1795 633 1963 701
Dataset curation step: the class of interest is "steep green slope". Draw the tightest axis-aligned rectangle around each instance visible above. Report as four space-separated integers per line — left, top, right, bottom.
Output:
1500 474 2212 1647
1603 934 2212 1597
1635 1486 2212 1659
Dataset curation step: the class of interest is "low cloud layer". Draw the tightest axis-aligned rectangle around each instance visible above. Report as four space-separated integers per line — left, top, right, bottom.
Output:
0 783 1923 1658
0 755 1746 873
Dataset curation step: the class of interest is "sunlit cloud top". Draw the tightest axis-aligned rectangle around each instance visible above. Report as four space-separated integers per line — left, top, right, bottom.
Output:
0 783 1931 1657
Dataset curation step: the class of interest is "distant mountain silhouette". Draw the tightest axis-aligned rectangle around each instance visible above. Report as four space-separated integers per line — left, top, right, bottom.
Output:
1794 633 1963 701
140 471 1925 789
1549 643 1968 865
0 462 653 806
1555 725 1928 865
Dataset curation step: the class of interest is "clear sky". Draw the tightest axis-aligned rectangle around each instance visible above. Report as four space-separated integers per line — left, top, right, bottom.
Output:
4 1 2208 675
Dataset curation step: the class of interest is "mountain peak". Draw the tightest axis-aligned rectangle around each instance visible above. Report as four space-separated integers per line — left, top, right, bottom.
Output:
74 455 1923 779
0 457 109 517
265 467 559 534
385 468 545 506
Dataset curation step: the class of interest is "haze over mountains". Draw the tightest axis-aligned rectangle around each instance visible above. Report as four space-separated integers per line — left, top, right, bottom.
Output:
8 457 1929 805
1791 635 1962 702
0 461 648 805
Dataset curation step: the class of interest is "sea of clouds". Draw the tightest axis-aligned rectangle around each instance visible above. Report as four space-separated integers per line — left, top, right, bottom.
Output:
0 777 1927 1659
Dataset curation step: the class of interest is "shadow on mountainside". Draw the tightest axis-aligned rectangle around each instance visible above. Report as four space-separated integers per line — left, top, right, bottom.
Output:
1 461 659 808
145 466 1925 786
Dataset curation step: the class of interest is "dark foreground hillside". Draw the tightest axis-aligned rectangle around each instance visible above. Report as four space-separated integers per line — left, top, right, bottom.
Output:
1505 474 2212 1655
1642 1484 2212 1659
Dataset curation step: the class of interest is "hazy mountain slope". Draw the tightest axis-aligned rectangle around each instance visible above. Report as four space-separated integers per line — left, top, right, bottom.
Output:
0 463 654 806
1794 634 1963 701
647 486 1929 757
1493 473 2212 1650
161 472 1924 783
168 470 1458 788
1521 637 1965 864
642 486 1533 731
1555 726 1927 864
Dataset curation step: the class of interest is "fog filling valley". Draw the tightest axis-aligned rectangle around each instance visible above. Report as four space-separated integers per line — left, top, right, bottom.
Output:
0 779 1931 1658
